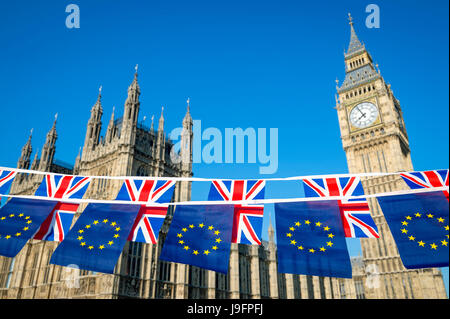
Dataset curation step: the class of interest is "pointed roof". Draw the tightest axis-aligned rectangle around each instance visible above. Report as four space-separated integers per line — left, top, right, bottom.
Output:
158 106 164 131
183 97 192 125
128 64 140 93
91 86 103 112
345 13 365 57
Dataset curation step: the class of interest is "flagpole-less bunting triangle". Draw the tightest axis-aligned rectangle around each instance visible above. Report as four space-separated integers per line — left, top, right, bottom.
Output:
400 169 449 201
159 204 235 274
50 203 141 274
0 170 17 195
275 200 353 278
377 190 449 269
33 174 91 242
115 179 176 244
208 180 265 245
0 198 59 257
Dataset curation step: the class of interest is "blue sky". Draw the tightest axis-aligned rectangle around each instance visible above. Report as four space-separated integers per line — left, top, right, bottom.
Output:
0 0 448 295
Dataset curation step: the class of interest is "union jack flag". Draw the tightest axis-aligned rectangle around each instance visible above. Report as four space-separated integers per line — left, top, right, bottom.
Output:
208 180 266 245
0 170 17 196
115 179 176 244
302 176 379 238
33 174 91 241
400 169 449 201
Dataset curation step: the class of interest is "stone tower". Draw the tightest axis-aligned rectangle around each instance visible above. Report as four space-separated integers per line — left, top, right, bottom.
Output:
335 15 447 299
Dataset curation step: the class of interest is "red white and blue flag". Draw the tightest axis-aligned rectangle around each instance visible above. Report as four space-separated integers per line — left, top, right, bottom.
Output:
400 169 449 201
0 170 17 196
33 174 91 241
302 176 379 238
115 179 176 244
208 180 266 245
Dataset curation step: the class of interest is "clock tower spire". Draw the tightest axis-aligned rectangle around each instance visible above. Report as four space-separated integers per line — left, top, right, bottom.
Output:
335 16 447 299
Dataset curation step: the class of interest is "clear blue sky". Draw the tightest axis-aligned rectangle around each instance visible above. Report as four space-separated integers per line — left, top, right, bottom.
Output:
0 0 448 295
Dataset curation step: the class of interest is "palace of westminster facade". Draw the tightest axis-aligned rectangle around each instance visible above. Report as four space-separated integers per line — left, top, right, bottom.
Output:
0 18 447 299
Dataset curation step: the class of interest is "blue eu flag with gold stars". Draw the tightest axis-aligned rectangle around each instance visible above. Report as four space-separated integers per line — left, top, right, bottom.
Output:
0 198 58 257
275 201 352 278
377 190 449 269
50 203 141 274
159 204 235 274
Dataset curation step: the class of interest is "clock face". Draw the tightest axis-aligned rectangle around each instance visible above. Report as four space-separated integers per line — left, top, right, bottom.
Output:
349 102 379 129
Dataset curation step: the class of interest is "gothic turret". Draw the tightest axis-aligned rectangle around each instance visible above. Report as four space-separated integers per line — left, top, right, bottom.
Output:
39 115 58 172
105 106 116 143
180 98 193 175
17 129 33 170
121 65 141 144
83 86 103 154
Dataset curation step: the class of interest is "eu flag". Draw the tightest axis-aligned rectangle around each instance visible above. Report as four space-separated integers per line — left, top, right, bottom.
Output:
377 190 449 269
0 198 58 257
159 204 234 274
50 203 141 274
275 201 352 278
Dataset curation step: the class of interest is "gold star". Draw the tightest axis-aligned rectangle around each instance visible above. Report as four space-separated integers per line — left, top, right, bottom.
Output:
18 213 24 217
408 236 415 241
305 220 311 225
115 227 121 231
5 235 11 239
323 226 330 231
88 246 94 250
9 214 14 217
445 225 449 231
93 220 99 225
430 243 437 250
212 246 218 250
26 220 32 224
177 233 183 238
189 224 195 229
418 241 425 247
319 247 326 252
178 240 185 245
199 223 205 228
289 227 295 231
326 241 333 247
401 228 408 234
214 230 220 235
401 221 408 226
427 214 434 218
203 250 210 255
80 242 86 246
15 232 21 237
99 245 105 250
113 234 120 238
1 216 5 220
295 221 301 227
193 250 199 255
415 213 421 218
78 229 84 234
328 233 335 238
405 216 412 220
23 226 29 231
215 238 222 243
182 228 188 232
108 241 114 246
111 222 117 226
85 224 91 229
208 226 214 230
297 246 304 250
441 240 448 246
290 240 297 245
77 236 83 241
103 219 109 223
286 233 292 238
309 248 315 253
183 246 190 250
25 216 30 220
437 217 445 223
315 221 322 227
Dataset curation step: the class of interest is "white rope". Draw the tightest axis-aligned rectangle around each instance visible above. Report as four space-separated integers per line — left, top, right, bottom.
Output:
1 186 448 206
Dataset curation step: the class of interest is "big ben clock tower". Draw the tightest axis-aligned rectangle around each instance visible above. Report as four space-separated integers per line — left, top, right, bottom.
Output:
335 14 447 299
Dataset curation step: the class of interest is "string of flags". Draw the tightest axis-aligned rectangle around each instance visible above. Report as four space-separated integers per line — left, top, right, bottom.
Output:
0 166 448 278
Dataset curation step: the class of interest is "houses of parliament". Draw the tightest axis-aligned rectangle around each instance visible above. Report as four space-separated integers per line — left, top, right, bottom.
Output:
0 17 447 299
